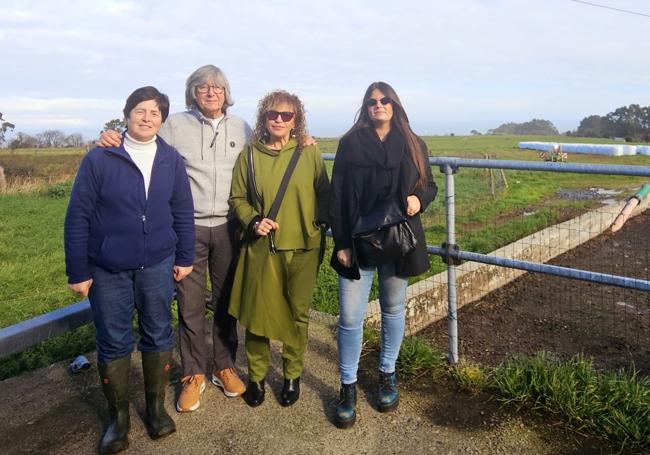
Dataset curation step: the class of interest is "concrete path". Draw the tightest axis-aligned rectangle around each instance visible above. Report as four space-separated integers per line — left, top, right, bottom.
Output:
0 314 614 455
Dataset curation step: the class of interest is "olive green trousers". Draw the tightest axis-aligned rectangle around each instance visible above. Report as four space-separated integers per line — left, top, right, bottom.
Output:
244 249 319 382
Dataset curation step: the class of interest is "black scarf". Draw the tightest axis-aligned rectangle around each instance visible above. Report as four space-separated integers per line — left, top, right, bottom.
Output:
345 127 408 215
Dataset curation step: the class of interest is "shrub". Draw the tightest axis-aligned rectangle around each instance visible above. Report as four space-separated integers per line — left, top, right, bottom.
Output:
43 182 71 199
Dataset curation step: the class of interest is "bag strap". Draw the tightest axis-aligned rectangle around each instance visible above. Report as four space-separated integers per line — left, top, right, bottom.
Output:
266 145 302 221
247 144 264 214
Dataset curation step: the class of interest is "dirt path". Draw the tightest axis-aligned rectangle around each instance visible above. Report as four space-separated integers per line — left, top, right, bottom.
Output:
0 315 627 454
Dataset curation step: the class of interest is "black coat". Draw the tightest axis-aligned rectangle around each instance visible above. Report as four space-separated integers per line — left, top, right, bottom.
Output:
329 127 437 279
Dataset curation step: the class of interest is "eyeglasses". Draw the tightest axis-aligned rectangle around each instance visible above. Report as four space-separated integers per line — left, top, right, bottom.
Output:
265 110 295 122
196 84 224 94
365 96 392 108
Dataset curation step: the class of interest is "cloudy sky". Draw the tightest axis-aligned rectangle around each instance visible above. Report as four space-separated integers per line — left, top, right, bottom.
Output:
2 0 649 139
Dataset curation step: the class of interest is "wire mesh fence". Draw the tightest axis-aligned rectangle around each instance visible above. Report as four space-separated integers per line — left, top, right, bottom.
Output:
2 151 650 378
380 158 650 373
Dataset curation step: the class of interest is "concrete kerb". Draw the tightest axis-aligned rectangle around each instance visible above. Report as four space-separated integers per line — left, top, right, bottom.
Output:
364 197 650 336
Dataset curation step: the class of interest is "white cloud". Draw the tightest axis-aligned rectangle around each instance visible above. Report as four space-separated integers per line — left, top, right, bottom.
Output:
1 0 649 137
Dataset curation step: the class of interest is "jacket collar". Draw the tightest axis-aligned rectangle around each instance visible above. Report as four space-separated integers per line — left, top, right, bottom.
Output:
255 138 298 157
103 134 170 165
188 108 228 126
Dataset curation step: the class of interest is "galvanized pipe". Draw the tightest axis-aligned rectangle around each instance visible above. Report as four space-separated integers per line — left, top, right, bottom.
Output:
427 246 650 292
442 164 459 364
429 157 650 177
0 300 92 358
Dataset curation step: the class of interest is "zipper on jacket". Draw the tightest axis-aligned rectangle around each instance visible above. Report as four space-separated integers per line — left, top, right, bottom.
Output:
141 214 147 269
211 119 222 216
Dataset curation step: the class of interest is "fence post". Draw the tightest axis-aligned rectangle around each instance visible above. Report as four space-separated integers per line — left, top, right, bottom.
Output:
443 164 459 364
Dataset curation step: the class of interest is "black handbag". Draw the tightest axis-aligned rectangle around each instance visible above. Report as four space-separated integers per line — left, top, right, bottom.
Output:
352 198 417 267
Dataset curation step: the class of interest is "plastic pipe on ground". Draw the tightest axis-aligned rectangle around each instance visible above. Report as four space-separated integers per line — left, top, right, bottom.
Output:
611 183 650 232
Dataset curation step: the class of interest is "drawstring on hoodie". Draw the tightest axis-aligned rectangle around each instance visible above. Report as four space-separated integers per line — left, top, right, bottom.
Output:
210 128 219 148
196 110 225 159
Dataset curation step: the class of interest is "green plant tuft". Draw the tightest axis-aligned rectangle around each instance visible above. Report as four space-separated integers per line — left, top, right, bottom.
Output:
43 182 72 199
489 352 650 450
397 336 447 377
452 360 490 394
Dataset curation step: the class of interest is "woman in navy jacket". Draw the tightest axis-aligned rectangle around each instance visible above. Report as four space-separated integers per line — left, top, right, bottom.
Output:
65 86 194 454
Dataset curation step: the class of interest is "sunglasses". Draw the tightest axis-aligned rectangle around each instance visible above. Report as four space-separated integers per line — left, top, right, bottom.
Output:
265 110 295 122
365 96 392 108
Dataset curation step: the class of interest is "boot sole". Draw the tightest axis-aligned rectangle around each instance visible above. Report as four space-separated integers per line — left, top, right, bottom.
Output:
99 439 128 455
280 393 300 407
243 395 265 407
146 424 176 440
378 396 399 413
334 414 356 429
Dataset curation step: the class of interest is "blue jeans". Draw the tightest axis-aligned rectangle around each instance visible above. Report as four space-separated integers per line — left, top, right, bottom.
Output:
89 254 175 363
337 263 408 385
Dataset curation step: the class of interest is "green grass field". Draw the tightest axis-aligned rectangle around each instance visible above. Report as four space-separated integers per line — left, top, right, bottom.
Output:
1 136 649 378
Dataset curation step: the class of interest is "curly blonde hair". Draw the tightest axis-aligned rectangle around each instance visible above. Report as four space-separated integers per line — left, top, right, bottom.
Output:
252 90 307 145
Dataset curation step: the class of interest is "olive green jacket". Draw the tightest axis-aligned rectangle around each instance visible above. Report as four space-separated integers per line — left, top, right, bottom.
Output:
229 139 329 248
228 139 330 346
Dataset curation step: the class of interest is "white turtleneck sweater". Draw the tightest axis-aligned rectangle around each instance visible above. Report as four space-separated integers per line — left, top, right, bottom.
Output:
124 133 157 198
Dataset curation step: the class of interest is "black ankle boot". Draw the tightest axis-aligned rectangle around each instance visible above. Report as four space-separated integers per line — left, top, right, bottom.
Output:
280 377 300 407
98 355 131 454
242 379 265 407
141 351 176 440
334 382 357 429
377 371 399 412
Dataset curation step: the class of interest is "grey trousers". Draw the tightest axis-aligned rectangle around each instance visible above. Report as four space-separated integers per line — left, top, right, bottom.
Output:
176 221 240 376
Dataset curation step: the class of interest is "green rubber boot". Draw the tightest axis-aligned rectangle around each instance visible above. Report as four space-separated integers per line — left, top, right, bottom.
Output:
97 355 131 454
141 351 176 439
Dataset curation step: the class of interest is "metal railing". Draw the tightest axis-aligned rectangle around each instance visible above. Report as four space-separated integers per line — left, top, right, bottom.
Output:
2 155 650 362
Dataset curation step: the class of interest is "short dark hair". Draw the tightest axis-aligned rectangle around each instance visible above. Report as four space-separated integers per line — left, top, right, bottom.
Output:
123 86 170 122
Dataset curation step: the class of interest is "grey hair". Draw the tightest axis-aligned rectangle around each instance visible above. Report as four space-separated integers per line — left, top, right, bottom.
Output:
184 64 234 113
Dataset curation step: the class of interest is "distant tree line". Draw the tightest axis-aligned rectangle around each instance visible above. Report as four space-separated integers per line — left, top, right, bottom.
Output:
7 130 89 149
573 104 650 141
0 116 130 150
487 119 559 136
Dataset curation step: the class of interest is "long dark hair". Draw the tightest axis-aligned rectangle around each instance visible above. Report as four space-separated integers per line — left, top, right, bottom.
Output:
345 81 428 189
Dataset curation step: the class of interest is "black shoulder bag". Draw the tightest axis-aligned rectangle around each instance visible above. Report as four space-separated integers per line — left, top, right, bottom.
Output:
246 144 302 253
351 197 417 267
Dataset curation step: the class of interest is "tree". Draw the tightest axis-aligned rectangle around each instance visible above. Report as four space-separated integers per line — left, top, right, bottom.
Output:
470 129 482 136
0 112 15 146
575 115 609 138
36 129 66 148
101 118 126 135
65 133 84 147
487 119 558 136
9 132 38 149
576 104 650 140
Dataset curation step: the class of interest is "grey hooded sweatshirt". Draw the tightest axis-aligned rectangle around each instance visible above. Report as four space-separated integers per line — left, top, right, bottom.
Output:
159 109 252 227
